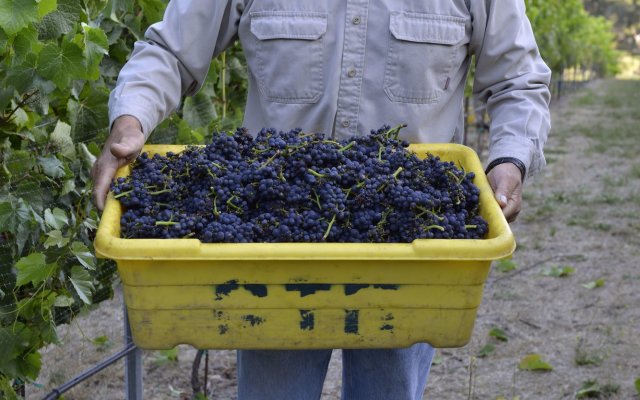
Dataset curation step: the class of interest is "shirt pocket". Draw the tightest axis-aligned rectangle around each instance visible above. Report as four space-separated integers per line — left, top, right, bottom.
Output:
384 12 467 104
250 11 327 103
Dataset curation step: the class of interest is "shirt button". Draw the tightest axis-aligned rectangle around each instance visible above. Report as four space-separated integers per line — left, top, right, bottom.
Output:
347 68 356 78
342 119 350 128
352 16 361 25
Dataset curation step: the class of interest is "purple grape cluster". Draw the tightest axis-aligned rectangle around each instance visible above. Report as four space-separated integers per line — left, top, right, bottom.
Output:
111 125 488 243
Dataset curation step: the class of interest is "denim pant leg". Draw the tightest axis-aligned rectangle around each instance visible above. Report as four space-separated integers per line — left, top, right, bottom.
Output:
237 349 333 400
342 343 435 400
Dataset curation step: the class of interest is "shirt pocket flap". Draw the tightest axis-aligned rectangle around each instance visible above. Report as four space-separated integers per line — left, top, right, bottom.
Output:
389 12 466 45
250 11 328 40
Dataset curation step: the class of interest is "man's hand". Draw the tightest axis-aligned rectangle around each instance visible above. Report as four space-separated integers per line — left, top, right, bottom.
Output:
91 116 145 211
486 162 523 223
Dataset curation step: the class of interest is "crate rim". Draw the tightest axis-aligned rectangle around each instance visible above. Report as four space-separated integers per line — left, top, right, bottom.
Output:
94 143 515 261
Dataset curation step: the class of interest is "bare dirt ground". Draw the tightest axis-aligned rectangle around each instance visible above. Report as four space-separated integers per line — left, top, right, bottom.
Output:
31 78 640 399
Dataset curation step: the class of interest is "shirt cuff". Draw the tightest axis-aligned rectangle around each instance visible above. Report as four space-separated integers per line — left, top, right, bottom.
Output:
109 100 156 141
487 135 545 179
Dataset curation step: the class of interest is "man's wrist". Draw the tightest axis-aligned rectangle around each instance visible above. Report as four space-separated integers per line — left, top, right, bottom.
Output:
485 157 526 182
112 115 143 133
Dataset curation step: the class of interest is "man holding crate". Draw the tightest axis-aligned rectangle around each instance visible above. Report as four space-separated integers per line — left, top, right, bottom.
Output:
92 1 550 399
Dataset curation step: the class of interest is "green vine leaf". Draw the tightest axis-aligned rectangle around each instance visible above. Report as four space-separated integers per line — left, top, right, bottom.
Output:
518 353 553 372
15 252 56 286
81 22 109 79
0 375 20 400
50 120 76 159
38 0 57 17
18 351 42 380
44 207 68 229
38 155 66 178
0 0 39 36
37 41 86 87
0 201 18 234
11 25 38 64
36 0 80 40
70 265 94 304
489 327 509 342
67 84 109 138
44 229 69 248
53 294 75 307
71 241 96 270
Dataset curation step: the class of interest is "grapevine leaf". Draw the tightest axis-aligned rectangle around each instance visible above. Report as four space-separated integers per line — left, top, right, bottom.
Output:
37 41 86 88
517 354 553 371
0 201 18 234
576 380 601 398
138 0 165 24
183 90 217 129
83 0 107 19
11 25 38 64
477 344 495 358
61 179 76 196
38 0 56 17
36 0 80 40
489 327 509 342
635 378 640 394
17 351 41 380
91 335 112 349
15 252 56 286
0 328 22 375
83 217 98 230
78 142 97 168
44 207 68 229
50 120 76 159
0 87 13 110
0 375 20 400
43 229 69 248
38 155 65 178
5 149 36 178
70 265 94 304
53 294 75 307
582 279 605 290
67 85 109 139
71 241 96 270
0 0 39 36
542 265 575 277
5 54 38 94
81 22 109 80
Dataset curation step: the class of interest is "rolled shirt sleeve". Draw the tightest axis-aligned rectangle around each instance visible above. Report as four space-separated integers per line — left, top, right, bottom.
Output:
470 0 552 178
108 0 244 138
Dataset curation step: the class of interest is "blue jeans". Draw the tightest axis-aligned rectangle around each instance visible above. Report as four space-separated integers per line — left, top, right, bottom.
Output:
237 344 435 400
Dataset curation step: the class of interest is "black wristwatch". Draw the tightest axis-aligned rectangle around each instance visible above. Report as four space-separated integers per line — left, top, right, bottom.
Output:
485 157 526 182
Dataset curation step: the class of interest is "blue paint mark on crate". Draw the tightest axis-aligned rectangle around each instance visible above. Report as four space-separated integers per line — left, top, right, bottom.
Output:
344 310 359 334
214 310 229 321
380 324 394 331
243 284 268 297
372 284 399 290
285 284 332 297
241 314 265 326
344 284 370 295
215 280 239 300
218 324 228 334
299 310 315 330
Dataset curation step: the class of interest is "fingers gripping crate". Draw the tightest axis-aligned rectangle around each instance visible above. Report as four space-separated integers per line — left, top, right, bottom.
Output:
94 144 515 350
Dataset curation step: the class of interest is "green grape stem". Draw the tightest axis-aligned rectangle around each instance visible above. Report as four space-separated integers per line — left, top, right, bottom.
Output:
323 214 337 240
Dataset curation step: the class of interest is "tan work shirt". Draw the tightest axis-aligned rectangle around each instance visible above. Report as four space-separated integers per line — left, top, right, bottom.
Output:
109 0 551 177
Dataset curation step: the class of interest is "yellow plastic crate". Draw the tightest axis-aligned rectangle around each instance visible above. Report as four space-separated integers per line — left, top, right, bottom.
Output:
94 143 515 350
